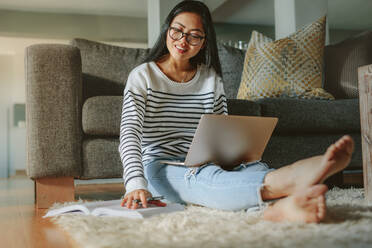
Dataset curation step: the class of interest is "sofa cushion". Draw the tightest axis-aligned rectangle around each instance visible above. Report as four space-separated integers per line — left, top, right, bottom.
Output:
82 96 123 136
82 96 359 136
237 17 334 101
71 38 150 99
217 43 245 99
324 30 372 99
82 97 261 136
263 133 362 170
226 99 261 116
72 38 247 101
82 138 122 179
257 98 360 134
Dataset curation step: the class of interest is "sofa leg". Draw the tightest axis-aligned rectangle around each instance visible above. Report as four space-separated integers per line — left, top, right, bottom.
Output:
35 177 75 209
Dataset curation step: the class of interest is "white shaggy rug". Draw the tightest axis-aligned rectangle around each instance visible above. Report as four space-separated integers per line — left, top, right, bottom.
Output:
51 187 372 248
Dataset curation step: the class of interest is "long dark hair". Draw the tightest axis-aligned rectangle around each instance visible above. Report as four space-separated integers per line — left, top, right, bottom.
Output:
143 0 222 76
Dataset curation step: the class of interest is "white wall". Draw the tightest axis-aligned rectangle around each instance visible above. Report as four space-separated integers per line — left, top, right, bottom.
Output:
0 53 14 177
147 0 183 47
0 9 147 43
0 36 147 177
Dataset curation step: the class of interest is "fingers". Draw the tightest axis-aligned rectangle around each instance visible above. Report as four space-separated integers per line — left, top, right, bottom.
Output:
120 197 127 207
132 191 140 209
140 193 147 208
121 190 153 209
126 195 133 209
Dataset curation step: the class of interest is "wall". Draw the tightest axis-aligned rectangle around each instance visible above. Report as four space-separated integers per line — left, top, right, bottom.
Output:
214 22 275 42
0 9 147 42
215 22 365 45
0 54 14 177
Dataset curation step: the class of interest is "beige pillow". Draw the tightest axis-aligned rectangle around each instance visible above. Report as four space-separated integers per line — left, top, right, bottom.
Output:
237 16 334 100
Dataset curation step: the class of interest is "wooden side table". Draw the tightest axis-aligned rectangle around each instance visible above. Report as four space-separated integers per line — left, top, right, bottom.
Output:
358 64 372 203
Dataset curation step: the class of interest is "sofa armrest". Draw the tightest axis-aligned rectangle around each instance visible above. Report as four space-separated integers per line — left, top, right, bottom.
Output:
26 44 82 179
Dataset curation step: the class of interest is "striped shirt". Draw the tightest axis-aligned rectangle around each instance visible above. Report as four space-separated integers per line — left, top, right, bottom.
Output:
119 61 228 194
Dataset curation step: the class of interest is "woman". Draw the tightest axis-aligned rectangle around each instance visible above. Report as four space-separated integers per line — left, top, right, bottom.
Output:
119 0 354 223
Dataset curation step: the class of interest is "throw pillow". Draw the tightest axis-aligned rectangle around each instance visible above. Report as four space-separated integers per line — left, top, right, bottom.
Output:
217 43 246 99
237 16 334 101
70 38 150 99
324 30 372 99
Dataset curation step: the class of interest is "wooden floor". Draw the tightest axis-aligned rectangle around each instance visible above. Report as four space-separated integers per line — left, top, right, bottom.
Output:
0 174 363 248
0 176 124 248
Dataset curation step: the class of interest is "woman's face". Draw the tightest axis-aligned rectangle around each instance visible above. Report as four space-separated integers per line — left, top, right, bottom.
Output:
166 12 206 64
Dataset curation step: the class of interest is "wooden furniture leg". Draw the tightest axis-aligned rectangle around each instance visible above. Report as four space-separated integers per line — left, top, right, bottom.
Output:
358 64 372 203
35 177 75 209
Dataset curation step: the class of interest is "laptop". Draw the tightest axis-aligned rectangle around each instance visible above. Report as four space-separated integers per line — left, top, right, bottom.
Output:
158 114 278 170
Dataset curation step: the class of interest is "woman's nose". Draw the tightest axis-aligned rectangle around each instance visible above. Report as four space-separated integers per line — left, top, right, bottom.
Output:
179 41 187 47
179 35 187 46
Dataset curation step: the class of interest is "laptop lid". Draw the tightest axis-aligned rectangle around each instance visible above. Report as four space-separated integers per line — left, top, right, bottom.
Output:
183 114 278 169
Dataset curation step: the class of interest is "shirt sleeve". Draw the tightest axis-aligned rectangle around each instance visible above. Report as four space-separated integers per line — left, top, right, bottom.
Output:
118 70 148 195
213 77 228 115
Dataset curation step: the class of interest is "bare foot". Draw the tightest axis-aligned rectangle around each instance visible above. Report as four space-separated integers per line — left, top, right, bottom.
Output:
262 135 354 200
317 135 354 183
263 184 328 223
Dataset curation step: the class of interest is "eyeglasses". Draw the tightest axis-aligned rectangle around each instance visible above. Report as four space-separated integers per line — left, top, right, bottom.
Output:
168 27 205 46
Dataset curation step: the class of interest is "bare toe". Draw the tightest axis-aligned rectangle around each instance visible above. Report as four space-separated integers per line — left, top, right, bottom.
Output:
325 144 338 161
319 136 354 183
316 195 326 221
261 136 353 199
336 135 354 154
343 135 354 154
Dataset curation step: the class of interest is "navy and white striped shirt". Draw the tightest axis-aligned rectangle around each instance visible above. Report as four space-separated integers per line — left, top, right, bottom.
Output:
119 62 228 194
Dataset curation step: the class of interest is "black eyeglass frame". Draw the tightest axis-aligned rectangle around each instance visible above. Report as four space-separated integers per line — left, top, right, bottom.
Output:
168 27 205 46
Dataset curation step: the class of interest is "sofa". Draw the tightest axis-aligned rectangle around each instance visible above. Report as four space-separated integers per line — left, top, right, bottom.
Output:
26 32 371 207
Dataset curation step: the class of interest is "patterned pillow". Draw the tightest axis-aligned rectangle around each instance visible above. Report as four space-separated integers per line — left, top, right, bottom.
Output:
237 16 334 101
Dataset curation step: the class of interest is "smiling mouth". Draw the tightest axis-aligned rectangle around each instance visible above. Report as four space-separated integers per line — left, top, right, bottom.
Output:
175 45 187 54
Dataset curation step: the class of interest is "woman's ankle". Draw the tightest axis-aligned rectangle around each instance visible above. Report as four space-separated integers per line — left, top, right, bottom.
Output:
261 184 275 200
261 170 293 200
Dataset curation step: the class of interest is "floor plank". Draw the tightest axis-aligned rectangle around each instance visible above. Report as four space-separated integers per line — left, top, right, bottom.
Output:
0 177 124 248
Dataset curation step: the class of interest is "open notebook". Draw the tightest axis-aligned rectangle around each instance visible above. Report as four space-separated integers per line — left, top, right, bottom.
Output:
159 114 278 170
43 200 185 219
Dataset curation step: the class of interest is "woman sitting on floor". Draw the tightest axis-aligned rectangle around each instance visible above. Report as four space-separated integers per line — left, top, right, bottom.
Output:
119 0 354 223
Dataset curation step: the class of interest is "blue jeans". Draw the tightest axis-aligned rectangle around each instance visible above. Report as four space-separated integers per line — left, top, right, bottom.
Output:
143 156 275 211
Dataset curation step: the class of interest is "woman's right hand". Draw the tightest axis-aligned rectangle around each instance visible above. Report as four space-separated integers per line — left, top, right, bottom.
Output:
120 189 152 209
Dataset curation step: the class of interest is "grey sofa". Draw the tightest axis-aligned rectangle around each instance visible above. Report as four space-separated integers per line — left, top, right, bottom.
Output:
26 32 370 206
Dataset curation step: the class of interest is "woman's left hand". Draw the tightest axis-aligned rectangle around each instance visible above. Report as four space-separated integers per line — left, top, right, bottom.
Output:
121 189 152 209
